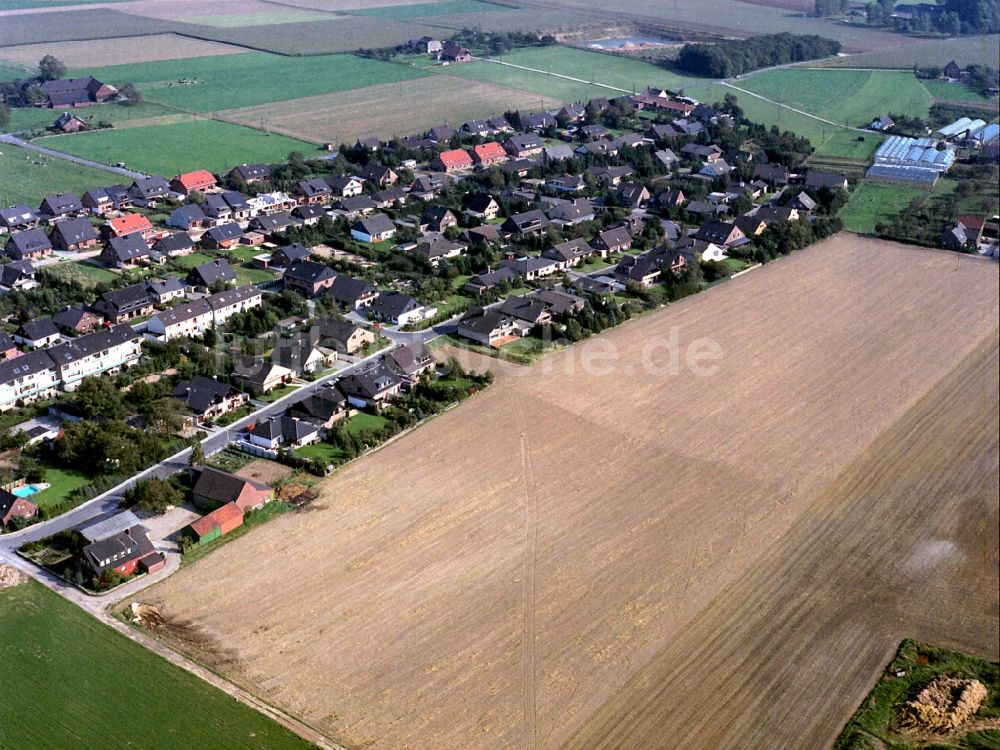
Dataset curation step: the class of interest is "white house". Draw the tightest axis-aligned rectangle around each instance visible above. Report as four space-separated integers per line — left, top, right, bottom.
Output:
147 285 263 341
0 350 59 411
46 324 142 391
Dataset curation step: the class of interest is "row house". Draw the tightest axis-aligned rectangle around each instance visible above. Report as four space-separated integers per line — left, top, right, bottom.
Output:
46 324 142 391
0 350 62 411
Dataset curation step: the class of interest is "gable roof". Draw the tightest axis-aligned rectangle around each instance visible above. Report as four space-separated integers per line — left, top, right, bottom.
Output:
173 376 242 414
193 466 270 503
353 214 395 236
284 259 335 284
174 170 217 192
188 258 235 287
7 228 53 257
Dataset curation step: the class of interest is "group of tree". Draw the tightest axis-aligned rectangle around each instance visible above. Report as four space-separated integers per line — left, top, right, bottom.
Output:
868 0 999 34
673 33 842 78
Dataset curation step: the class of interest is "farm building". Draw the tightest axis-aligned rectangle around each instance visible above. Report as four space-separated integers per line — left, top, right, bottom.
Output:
188 502 244 545
192 467 273 512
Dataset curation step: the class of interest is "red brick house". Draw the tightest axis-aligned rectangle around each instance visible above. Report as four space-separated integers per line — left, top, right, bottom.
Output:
471 142 507 167
192 467 273 513
104 212 155 241
0 489 38 528
171 170 217 196
432 149 474 173
81 525 157 578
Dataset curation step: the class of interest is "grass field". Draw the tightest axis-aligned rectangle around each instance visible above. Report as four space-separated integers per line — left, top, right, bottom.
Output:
839 181 930 234
0 580 313 749
0 34 246 69
3 101 178 136
35 119 315 176
74 52 429 112
738 69 933 127
142 236 999 750
0 143 113 207
922 79 1000 107
220 76 563 144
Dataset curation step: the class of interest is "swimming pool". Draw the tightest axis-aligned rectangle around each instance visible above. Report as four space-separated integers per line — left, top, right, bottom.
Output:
11 483 49 498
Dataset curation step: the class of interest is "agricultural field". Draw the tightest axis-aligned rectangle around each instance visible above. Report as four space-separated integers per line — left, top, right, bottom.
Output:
737 69 933 128
0 8 180 46
142 237 999 750
348 0 511 19
74 52 428 112
922 80 1000 108
0 143 114 207
3 101 179 137
0 34 246 69
839 181 931 234
814 33 1000 70
0 580 314 750
220 76 563 144
34 119 314 176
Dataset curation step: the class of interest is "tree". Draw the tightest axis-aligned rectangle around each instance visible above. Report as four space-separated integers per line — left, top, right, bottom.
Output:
189 441 205 467
121 477 183 514
117 82 142 106
37 55 66 82
74 376 126 420
0 104 10 130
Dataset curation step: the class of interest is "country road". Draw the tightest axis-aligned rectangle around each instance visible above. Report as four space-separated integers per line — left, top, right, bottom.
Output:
0 132 147 179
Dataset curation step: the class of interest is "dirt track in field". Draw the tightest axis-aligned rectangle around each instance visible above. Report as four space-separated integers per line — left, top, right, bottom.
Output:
144 236 999 750
216 76 564 144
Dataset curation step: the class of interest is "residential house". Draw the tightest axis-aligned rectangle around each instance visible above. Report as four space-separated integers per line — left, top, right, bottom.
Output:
369 291 435 326
785 191 818 213
283 259 336 296
0 261 38 292
647 123 681 140
14 318 61 349
188 502 243 545
6 228 53 261
187 258 235 290
173 377 248 425
407 235 466 265
103 212 154 241
532 289 586 316
544 144 575 163
355 137 382 152
676 236 728 261
351 214 396 243
318 318 375 354
433 149 474 173
498 295 552 327
129 176 173 207
587 165 634 187
0 350 60 410
543 237 595 267
289 385 346 428
420 205 458 234
504 134 544 159
372 187 408 209
93 283 154 323
52 306 102 335
462 267 518 296
292 204 325 226
579 124 610 140
593 226 633 255
82 185 131 215
324 275 379 310
753 162 790 185
171 170 218 196
409 173 448 200
0 490 37 529
232 358 293 395
501 158 537 178
202 192 251 224
733 214 768 238
614 245 689 287
81 525 157 579
501 209 549 237
271 243 311 268
360 164 398 189
46 324 142 391
385 342 435 384
101 234 152 268
337 195 377 217
326 175 365 198
558 103 585 122
145 277 186 305
521 112 556 131
248 415 321 451
618 182 650 208
694 219 747 248
152 231 195 258
654 148 680 169
548 174 585 193
457 306 523 347
201 223 243 250
941 223 969 250
653 188 686 210
805 171 849 190
147 285 262 341
337 362 402 409
0 206 40 233
166 203 207 231
192 466 272 512
755 205 800 223
39 192 85 221
471 142 507 168
547 199 594 227
575 140 617 157
466 194 500 220
295 178 333 205
699 160 732 178
228 163 271 186
249 211 295 238
271 339 334 376
426 123 455 142
499 255 562 280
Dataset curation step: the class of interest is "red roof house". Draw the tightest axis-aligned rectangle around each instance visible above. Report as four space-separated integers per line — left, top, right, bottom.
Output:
432 149 474 173
171 170 217 195
192 467 273 512
471 142 508 167
105 212 155 239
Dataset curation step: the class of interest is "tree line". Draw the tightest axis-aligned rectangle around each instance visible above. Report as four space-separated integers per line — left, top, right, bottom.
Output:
672 33 842 78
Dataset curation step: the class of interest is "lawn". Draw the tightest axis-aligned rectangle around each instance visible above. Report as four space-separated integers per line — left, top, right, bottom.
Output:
43 260 119 288
74 52 429 112
34 119 315 176
839 181 930 234
0 581 313 748
258 383 301 403
168 251 217 270
737 69 932 128
0 143 113 207
294 440 344 464
33 466 90 514
344 411 388 436
834 639 1000 750
235 264 280 286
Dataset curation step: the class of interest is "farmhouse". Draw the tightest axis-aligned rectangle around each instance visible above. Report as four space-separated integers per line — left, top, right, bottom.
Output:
193 467 272 512
53 112 89 133
40 76 116 107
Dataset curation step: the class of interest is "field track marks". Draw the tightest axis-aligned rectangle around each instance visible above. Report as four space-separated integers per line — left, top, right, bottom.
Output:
481 58 631 94
514 392 539 750
719 81 867 132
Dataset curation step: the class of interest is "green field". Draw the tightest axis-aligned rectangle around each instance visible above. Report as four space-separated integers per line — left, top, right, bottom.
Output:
36 119 314 176
350 0 509 19
75 52 429 112
0 143 113 207
922 79 1000 107
3 101 178 136
738 69 932 128
0 580 313 749
839 181 930 234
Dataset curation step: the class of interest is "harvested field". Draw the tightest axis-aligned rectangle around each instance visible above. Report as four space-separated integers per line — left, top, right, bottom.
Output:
0 8 178 45
112 0 331 21
813 33 1000 69
143 236 999 750
0 34 246 68
219 76 563 143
